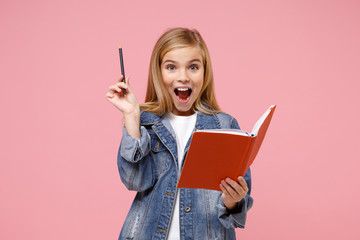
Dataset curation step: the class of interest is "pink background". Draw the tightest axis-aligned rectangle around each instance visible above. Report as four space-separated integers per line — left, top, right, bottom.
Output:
1 0 360 239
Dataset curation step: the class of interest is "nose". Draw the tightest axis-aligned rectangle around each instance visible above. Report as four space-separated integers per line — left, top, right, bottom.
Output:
177 68 190 82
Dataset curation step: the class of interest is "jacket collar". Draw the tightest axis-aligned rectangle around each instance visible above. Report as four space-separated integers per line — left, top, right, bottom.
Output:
140 111 163 125
140 110 220 130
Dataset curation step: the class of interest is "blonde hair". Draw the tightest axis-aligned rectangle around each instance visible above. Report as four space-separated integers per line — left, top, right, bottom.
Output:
140 27 221 115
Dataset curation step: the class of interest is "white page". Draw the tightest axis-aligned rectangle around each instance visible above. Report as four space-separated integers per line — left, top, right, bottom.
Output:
251 105 275 135
196 105 275 137
195 128 252 137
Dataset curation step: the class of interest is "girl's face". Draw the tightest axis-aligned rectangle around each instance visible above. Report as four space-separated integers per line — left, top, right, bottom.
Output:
161 46 204 116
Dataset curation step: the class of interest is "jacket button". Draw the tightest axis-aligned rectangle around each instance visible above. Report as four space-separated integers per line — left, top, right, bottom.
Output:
185 206 191 212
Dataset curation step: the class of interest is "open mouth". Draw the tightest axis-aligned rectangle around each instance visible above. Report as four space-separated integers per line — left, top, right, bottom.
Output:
174 87 192 101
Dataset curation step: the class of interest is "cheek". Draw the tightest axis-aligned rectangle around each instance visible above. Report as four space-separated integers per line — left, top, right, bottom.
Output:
193 81 204 99
196 69 204 84
161 73 172 88
194 75 204 89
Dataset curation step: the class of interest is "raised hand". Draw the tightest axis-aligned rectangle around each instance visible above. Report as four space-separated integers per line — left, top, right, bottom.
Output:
106 76 139 114
220 176 249 210
106 76 141 138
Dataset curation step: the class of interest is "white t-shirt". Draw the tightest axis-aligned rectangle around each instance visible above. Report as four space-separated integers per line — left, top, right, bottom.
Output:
166 112 197 240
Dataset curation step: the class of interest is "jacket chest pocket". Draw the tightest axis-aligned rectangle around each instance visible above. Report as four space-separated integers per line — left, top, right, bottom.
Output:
151 137 167 152
150 135 170 176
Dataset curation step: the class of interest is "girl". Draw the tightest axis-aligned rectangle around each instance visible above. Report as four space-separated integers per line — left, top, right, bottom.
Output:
106 28 253 240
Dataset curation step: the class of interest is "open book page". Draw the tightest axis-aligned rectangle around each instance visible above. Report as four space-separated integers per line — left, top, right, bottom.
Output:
251 105 276 136
195 128 252 136
196 105 276 137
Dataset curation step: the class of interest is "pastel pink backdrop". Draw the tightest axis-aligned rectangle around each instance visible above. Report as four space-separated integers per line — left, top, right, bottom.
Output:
1 0 359 239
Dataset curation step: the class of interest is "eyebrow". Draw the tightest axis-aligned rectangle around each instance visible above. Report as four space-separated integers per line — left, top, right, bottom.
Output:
162 59 202 64
162 60 176 64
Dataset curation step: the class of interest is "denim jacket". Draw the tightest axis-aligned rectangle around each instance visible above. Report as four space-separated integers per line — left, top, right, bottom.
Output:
117 110 253 240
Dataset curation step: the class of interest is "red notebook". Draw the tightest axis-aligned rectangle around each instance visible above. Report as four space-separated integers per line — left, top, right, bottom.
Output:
177 105 276 191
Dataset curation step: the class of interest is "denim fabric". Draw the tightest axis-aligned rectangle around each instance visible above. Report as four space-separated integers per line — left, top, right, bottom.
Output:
117 111 253 240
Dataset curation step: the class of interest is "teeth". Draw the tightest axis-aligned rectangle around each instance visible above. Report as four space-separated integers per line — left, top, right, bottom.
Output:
177 88 189 91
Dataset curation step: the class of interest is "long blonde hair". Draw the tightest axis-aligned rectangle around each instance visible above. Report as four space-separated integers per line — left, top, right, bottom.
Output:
140 28 221 115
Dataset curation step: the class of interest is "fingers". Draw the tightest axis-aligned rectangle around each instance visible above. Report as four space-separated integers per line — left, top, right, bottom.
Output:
117 75 130 87
219 181 234 200
107 79 129 97
117 76 132 93
117 75 126 82
220 177 248 201
238 176 249 193
121 76 130 85
123 76 132 93
221 178 242 200
105 92 115 99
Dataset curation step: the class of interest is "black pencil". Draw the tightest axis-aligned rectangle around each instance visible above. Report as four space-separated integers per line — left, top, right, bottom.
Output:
118 46 126 95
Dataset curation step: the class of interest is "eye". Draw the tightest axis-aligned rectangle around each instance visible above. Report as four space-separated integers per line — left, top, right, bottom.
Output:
166 65 176 70
189 65 199 70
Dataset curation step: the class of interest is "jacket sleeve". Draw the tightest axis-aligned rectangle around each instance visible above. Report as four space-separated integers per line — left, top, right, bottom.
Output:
217 116 254 228
117 125 156 192
217 168 254 228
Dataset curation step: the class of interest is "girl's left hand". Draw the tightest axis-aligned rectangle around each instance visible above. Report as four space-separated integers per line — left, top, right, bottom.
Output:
220 176 248 210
